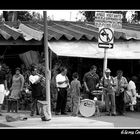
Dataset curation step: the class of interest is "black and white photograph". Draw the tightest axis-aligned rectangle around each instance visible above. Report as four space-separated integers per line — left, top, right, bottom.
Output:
0 9 140 134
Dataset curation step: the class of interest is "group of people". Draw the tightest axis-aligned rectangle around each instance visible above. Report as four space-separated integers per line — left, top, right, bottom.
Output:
0 64 25 115
54 65 140 117
0 63 44 116
0 62 139 118
102 68 140 116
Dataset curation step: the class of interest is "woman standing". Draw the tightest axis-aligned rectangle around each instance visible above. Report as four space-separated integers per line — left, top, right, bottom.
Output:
9 67 25 100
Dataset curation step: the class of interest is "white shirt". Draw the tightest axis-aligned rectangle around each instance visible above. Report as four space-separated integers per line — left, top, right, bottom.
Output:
127 80 137 96
128 80 136 90
127 80 137 105
29 75 40 84
56 73 68 88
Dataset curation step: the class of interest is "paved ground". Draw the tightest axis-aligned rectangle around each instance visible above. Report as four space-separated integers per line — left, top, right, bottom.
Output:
0 111 114 128
90 111 140 128
1 110 140 128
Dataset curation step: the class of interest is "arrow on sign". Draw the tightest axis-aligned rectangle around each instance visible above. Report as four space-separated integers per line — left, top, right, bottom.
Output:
101 29 110 42
98 43 113 48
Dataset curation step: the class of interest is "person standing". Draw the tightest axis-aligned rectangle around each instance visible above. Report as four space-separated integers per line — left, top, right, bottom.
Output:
100 68 116 116
29 67 43 116
70 72 81 116
114 70 128 115
0 64 8 116
55 67 70 115
9 67 24 112
9 68 24 100
83 65 99 100
127 76 138 111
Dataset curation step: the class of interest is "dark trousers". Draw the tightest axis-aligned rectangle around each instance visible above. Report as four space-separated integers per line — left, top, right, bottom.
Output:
30 98 39 115
7 99 18 113
115 92 125 114
56 88 67 114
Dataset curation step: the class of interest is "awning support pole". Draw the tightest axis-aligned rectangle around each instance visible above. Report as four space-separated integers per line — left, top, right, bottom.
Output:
44 11 52 119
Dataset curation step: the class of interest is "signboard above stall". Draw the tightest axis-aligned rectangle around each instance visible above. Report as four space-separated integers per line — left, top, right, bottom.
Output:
95 12 122 29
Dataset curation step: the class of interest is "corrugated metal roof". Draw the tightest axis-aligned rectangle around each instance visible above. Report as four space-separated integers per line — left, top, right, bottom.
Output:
1 20 140 41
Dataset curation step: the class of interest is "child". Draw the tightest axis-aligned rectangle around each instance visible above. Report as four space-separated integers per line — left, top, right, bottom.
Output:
70 72 81 116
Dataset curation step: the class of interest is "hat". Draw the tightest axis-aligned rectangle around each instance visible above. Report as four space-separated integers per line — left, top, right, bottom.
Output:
105 68 111 73
15 67 20 71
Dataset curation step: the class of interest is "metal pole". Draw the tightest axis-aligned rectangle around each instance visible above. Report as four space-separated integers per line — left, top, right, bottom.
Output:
103 48 108 76
43 11 51 119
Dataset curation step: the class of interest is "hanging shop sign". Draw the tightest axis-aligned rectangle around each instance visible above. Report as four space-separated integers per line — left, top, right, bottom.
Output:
95 12 122 29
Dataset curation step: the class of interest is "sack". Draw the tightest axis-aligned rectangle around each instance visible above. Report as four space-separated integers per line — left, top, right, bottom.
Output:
5 115 17 122
5 114 27 122
124 91 132 104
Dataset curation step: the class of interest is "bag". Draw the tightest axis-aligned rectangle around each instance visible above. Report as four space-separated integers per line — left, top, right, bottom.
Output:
5 114 27 122
5 115 17 122
124 91 132 104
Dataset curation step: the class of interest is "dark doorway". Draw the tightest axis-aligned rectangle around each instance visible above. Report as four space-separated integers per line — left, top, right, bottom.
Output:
2 54 23 74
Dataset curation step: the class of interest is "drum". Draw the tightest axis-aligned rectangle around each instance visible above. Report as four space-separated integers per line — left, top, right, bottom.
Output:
79 99 96 117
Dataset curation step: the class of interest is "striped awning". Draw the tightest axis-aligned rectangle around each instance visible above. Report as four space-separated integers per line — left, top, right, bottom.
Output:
1 21 140 41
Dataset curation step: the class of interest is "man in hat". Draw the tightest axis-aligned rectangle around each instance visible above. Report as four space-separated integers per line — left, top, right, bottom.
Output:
100 68 116 116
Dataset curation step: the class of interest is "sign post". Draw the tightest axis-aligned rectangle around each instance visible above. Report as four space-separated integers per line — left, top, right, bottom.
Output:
95 11 122 76
98 26 114 76
103 48 107 76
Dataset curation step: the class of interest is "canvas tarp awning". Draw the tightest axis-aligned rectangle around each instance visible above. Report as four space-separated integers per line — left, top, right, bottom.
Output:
49 41 140 59
19 51 40 67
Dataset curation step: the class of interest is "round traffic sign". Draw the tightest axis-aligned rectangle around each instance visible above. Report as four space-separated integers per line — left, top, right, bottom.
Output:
99 28 114 43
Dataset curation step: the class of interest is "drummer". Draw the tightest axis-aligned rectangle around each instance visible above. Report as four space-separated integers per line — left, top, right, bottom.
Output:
83 65 100 100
